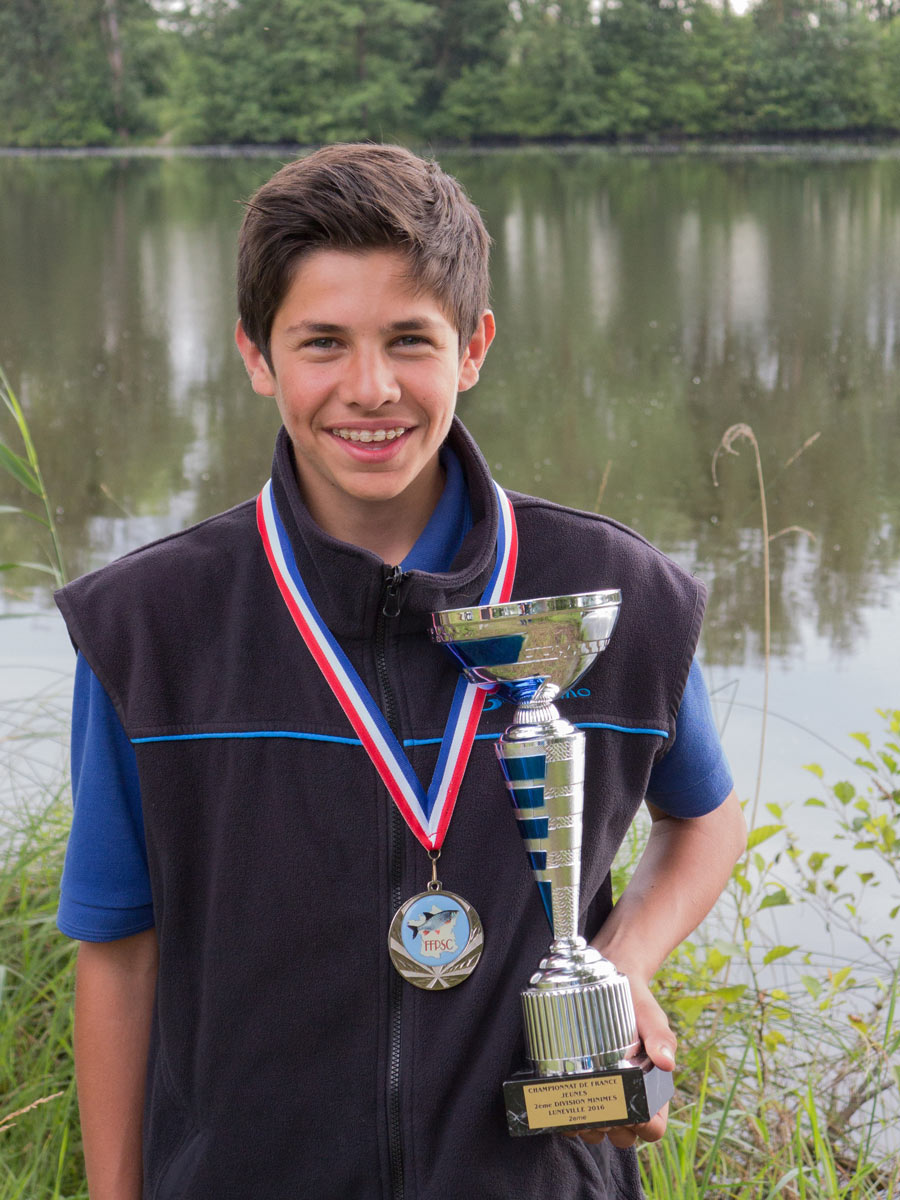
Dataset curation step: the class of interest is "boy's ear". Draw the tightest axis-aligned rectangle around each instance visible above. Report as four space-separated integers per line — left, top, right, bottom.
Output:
457 310 496 394
235 320 277 397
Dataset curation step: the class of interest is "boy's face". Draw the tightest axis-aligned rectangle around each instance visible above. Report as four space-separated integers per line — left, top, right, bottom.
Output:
236 248 493 540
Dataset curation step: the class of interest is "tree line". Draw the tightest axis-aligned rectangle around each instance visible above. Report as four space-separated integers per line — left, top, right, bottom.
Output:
2 0 900 148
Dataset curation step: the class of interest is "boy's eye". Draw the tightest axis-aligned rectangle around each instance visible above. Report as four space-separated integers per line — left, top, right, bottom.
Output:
306 337 339 350
394 335 429 348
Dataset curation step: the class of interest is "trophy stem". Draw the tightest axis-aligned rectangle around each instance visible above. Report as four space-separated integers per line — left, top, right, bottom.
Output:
496 698 584 942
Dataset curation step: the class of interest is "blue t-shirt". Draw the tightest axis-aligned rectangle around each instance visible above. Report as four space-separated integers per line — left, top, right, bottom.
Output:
58 451 732 941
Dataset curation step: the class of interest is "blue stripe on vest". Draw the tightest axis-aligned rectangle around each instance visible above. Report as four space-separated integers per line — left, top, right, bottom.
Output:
131 723 668 747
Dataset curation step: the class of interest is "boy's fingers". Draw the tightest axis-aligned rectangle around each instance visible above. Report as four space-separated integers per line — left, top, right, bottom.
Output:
562 1101 669 1147
629 980 677 1071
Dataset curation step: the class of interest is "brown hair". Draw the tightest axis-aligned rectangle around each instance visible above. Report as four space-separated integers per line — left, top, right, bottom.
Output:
237 143 491 365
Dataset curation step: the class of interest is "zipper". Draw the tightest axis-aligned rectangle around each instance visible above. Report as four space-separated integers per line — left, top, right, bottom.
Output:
376 564 406 1200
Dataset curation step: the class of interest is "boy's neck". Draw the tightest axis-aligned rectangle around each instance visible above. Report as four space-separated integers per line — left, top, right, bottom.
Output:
299 461 446 566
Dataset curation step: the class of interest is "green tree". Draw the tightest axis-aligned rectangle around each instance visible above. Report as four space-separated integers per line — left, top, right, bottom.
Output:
496 0 606 139
420 0 511 125
747 1 888 132
168 0 434 144
0 0 170 146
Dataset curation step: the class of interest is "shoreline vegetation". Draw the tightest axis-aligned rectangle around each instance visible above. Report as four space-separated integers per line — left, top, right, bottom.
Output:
4 0 900 151
5 138 900 161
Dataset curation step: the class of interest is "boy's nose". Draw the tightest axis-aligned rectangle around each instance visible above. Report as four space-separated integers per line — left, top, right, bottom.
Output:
343 350 402 409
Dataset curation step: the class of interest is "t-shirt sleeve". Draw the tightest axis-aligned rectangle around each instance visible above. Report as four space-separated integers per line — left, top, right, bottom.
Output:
645 659 733 818
57 653 155 941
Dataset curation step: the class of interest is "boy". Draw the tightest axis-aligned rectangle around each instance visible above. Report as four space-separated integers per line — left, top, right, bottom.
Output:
56 143 746 1199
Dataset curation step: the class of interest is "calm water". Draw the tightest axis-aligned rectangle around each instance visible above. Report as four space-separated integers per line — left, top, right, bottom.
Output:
1 148 899 945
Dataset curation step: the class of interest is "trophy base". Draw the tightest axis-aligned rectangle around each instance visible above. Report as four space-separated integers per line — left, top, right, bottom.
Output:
502 1055 674 1137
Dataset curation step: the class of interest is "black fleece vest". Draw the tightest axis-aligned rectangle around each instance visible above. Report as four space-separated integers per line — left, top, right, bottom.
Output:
56 419 704 1200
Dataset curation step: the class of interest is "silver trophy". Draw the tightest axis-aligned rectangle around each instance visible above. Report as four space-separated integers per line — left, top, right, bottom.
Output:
431 592 674 1136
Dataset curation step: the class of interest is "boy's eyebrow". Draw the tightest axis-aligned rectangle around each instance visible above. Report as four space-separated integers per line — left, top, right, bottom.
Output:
281 318 444 337
282 321 346 336
380 318 442 334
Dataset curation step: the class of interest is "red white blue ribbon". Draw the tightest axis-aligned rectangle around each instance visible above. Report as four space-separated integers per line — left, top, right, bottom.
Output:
256 477 517 850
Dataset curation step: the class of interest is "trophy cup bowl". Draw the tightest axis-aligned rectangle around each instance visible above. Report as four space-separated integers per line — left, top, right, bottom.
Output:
431 591 675 1137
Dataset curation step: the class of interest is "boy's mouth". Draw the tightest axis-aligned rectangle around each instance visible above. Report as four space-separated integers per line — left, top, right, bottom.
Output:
331 426 409 444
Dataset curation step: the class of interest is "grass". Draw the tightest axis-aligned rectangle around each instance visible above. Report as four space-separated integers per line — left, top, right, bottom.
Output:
0 799 83 1200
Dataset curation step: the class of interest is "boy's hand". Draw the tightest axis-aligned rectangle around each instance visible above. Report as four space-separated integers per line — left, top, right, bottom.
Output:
564 978 675 1147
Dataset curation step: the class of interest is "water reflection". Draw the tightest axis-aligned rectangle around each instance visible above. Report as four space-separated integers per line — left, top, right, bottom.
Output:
0 150 898 672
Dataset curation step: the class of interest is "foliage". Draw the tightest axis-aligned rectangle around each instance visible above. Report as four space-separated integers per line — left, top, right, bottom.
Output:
165 0 436 144
0 0 171 147
0 800 83 1199
5 0 900 145
635 709 900 1196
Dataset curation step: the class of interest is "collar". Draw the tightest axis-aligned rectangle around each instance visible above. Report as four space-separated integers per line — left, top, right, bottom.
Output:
400 446 471 574
269 416 501 639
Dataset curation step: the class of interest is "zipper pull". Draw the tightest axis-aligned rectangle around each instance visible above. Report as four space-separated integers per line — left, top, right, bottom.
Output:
381 565 404 618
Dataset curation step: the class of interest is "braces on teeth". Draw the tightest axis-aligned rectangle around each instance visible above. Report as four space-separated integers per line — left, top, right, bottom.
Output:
333 428 406 443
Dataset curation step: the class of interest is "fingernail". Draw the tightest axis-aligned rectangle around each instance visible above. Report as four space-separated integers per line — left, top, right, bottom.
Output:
657 1045 675 1066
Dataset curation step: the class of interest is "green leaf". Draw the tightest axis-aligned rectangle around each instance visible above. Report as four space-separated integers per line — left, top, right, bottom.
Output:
829 966 852 989
0 561 57 576
712 940 742 956
759 888 791 910
747 823 785 850
710 984 747 1003
0 504 49 526
804 763 824 779
801 975 822 999
850 732 871 750
0 441 41 496
804 798 827 808
763 944 798 966
833 781 856 804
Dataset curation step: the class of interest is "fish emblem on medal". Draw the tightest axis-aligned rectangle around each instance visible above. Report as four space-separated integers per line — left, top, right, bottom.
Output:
388 856 484 988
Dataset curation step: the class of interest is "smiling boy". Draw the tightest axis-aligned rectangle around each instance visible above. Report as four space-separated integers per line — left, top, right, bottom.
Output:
235 246 493 564
56 144 745 1200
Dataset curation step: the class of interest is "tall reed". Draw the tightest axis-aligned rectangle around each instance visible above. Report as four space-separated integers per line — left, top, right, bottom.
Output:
0 365 66 589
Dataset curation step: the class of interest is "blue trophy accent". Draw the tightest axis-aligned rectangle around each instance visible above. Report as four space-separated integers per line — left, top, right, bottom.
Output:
498 751 555 928
445 634 526 669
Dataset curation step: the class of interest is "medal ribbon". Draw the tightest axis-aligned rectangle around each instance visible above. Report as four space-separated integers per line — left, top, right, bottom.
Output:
256 477 517 850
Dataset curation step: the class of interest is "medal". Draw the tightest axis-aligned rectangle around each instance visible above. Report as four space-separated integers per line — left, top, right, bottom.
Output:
257 475 517 987
388 851 484 989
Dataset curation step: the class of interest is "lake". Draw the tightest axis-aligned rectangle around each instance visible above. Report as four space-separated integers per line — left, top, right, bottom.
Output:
1 146 899 955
